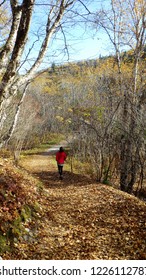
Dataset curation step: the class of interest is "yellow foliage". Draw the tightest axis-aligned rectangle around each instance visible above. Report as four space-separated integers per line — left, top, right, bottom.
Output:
55 116 64 122
65 118 72 123
83 112 91 117
68 108 73 112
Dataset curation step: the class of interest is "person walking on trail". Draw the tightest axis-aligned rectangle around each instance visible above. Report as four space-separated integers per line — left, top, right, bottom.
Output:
56 147 67 179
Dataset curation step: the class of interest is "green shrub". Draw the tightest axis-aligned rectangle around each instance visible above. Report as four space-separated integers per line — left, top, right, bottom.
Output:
0 234 9 253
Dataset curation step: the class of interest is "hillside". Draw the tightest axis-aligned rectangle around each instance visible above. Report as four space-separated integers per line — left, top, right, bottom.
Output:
0 148 146 260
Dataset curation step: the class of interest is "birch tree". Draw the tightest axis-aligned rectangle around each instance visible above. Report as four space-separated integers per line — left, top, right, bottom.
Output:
0 0 86 145
92 0 146 193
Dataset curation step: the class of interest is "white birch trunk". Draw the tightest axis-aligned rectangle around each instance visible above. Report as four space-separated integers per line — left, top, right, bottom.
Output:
0 7 22 75
0 0 76 145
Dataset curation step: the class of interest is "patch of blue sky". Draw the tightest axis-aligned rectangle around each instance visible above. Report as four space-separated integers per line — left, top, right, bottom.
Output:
20 0 112 73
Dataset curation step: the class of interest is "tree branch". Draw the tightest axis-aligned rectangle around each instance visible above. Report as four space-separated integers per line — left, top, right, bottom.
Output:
0 0 6 6
22 0 76 82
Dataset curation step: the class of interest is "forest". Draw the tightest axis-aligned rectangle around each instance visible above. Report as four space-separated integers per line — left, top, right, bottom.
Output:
0 0 146 260
2 50 146 196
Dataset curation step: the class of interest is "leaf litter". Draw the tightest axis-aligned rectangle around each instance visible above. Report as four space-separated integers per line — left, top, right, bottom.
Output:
0 153 146 260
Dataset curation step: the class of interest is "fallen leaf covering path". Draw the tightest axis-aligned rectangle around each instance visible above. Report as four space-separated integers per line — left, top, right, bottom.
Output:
19 149 146 260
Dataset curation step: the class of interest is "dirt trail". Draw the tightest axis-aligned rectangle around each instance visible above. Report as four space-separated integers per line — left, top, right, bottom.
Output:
20 148 146 260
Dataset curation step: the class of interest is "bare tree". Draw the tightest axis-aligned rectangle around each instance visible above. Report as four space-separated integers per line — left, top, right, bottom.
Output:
92 0 146 193
0 0 84 144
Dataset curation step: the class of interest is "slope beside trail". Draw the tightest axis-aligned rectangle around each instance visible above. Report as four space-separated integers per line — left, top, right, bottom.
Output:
20 147 146 260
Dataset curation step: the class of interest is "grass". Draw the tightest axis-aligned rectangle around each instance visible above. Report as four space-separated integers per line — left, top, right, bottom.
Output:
21 144 49 156
21 134 65 156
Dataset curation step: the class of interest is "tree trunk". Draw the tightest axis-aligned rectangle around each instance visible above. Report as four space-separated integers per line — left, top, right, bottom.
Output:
0 0 76 145
1 84 29 147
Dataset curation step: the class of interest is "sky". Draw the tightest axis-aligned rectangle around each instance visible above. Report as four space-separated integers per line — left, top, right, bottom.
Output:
21 0 111 72
45 0 111 66
57 0 111 63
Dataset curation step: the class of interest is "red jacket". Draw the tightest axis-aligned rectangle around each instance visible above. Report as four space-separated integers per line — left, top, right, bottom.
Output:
56 151 67 164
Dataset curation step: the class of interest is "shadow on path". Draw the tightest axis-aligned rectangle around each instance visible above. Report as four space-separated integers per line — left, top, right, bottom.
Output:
21 143 95 189
33 170 94 188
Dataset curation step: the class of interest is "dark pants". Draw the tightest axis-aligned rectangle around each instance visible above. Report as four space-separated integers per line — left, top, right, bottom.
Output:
57 164 63 176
